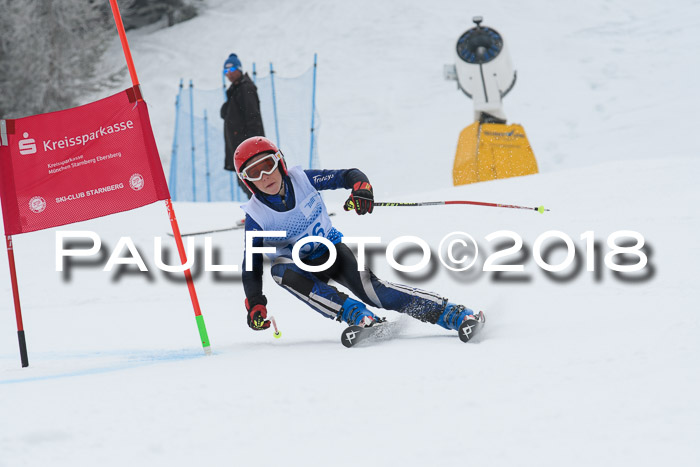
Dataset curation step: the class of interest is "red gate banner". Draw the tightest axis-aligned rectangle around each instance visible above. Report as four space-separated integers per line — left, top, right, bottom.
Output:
0 88 170 235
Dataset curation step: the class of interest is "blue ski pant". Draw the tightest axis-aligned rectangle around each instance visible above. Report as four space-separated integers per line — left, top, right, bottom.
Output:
271 243 447 323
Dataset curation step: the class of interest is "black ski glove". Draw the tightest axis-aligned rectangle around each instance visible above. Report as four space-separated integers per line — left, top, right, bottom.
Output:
245 296 270 331
344 181 374 215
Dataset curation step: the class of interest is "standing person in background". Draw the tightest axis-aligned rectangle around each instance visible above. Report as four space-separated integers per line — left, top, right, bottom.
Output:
220 53 265 199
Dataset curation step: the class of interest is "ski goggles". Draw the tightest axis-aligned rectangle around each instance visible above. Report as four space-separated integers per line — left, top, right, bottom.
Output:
239 152 282 181
223 66 238 75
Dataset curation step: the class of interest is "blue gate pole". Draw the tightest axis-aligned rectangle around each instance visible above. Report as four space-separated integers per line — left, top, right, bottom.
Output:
204 110 212 202
170 79 183 199
269 62 281 148
309 53 318 169
189 80 196 202
252 62 257 84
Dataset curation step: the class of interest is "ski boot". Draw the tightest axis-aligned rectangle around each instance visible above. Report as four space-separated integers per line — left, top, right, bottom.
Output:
338 297 379 328
437 303 485 342
436 303 474 330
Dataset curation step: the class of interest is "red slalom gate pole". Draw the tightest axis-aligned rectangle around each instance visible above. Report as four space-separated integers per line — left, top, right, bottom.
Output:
165 200 211 353
109 0 211 353
109 0 139 87
6 236 28 367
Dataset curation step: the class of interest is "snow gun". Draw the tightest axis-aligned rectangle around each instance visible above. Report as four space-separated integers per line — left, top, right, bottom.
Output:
445 16 539 186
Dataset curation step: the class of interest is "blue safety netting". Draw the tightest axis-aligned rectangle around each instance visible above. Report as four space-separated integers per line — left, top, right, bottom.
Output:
169 59 320 202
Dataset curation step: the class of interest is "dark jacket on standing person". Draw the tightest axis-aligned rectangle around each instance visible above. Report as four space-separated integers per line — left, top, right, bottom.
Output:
220 73 265 171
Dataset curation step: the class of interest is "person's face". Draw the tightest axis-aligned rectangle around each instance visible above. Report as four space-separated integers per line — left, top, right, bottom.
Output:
225 67 242 83
247 153 283 195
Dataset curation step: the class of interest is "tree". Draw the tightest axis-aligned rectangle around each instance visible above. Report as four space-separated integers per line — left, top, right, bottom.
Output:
0 0 200 119
122 0 200 30
0 0 114 118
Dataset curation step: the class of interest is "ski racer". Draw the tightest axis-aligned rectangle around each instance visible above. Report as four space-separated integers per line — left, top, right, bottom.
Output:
236 136 484 340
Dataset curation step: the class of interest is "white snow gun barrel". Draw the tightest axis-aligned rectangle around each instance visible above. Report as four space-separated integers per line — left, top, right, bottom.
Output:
346 199 549 213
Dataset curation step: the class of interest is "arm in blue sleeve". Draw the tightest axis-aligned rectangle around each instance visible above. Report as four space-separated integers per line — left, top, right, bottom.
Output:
305 168 370 191
241 215 266 306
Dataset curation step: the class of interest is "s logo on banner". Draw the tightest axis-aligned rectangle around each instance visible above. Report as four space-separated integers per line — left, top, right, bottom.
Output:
19 132 37 155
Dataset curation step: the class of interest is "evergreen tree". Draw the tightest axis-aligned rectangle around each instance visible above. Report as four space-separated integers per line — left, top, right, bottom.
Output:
0 0 114 118
122 0 200 30
0 0 199 119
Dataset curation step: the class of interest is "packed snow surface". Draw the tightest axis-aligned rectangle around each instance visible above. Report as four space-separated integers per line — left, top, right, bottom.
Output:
1 1 699 466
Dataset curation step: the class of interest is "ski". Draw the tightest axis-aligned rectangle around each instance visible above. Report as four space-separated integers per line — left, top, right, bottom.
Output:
458 310 486 343
341 318 398 348
341 311 485 347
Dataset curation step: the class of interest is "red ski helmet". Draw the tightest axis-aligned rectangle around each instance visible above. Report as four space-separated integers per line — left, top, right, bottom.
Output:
234 136 288 192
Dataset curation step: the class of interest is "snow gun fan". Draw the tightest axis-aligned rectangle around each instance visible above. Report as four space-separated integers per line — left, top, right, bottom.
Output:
445 16 539 186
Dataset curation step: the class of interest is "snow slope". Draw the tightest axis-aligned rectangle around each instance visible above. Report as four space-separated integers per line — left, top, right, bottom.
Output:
1 1 699 466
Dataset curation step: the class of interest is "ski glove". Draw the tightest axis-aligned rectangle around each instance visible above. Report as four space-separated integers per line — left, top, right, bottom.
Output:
344 182 374 215
245 298 270 331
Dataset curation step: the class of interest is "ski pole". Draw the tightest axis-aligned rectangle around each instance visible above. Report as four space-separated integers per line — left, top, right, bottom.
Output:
345 199 549 213
269 315 282 339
